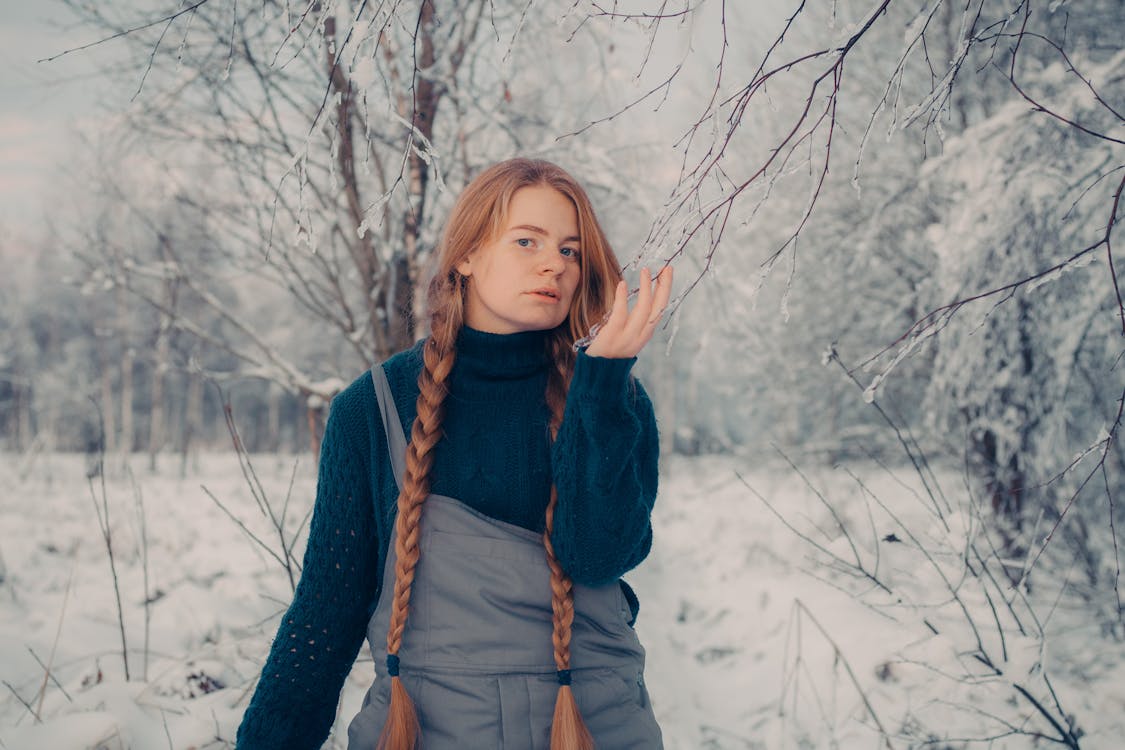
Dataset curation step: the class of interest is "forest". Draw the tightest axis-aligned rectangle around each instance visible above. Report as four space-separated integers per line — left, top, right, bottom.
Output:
1 0 1123 747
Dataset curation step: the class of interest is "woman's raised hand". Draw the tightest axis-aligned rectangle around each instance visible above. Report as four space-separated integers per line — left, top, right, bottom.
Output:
585 266 674 359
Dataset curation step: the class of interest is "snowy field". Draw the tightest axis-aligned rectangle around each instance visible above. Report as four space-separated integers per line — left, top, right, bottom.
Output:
2 451 1124 749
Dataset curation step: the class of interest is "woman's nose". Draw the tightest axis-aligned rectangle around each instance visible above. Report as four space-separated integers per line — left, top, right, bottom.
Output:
538 246 565 273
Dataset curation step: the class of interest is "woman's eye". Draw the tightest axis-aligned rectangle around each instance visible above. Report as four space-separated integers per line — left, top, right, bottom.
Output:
516 238 535 248
560 247 580 260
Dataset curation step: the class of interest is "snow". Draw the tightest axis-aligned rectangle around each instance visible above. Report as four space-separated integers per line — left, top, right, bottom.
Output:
3 451 1124 749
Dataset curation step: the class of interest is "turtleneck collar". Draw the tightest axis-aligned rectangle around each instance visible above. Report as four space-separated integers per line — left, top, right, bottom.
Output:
453 326 552 385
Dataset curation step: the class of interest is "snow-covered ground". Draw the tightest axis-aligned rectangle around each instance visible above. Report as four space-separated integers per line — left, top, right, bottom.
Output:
2 451 1123 749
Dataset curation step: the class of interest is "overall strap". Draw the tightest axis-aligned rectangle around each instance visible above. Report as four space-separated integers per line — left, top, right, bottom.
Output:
370 364 408 493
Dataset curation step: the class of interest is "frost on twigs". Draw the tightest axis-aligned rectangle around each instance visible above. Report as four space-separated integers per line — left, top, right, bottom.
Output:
746 449 1093 748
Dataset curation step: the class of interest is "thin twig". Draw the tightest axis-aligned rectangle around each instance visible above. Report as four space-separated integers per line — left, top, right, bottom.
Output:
794 599 896 749
737 470 891 596
129 467 152 680
39 0 212 62
209 379 300 589
200 485 293 575
4 680 38 723
86 396 130 681
35 563 76 715
27 647 73 704
1011 683 1080 749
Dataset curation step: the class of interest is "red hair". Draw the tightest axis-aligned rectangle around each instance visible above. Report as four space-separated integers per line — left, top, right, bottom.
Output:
377 158 622 750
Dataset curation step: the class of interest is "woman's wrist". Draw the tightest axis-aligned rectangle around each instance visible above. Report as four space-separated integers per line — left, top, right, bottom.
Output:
569 349 637 402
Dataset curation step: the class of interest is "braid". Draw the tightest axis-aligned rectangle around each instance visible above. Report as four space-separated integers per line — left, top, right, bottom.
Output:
374 157 621 749
378 281 458 750
542 333 594 750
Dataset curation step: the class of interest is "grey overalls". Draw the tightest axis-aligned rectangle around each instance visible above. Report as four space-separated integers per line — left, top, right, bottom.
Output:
346 365 663 749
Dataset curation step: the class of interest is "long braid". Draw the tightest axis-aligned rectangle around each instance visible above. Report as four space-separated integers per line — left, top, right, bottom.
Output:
374 156 621 749
542 334 594 750
377 285 458 750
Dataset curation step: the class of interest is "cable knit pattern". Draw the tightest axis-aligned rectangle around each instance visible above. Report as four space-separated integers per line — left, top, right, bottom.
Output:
236 328 659 749
551 349 658 586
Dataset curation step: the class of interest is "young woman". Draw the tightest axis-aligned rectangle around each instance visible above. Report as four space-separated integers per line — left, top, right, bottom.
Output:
236 158 673 750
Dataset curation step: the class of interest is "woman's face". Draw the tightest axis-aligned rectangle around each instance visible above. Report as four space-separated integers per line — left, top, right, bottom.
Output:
457 184 582 334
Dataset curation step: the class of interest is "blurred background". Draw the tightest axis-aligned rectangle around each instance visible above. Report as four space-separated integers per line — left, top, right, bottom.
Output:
1 1 1123 748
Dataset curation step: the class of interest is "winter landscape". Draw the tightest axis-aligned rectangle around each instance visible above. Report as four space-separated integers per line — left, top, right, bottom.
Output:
4 450 1125 748
3 0 1124 748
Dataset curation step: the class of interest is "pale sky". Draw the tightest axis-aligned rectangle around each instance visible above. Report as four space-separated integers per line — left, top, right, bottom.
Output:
0 1 120 243
0 0 780 248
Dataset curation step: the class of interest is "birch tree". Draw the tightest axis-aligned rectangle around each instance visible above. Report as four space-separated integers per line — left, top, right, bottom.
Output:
61 0 643 449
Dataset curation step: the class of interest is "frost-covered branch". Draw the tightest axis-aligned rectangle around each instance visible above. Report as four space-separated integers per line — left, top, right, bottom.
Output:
1003 6 1125 147
651 0 888 286
760 445 1087 746
44 0 212 64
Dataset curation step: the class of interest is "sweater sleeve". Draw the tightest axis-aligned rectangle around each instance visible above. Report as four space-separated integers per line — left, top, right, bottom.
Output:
236 383 380 750
549 349 660 586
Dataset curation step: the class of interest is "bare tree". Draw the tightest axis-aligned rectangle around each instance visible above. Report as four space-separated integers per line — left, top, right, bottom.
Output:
58 0 629 451
560 4 1123 738
568 0 1121 551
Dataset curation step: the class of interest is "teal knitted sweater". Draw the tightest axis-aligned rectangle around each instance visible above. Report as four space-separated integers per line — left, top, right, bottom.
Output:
235 326 660 749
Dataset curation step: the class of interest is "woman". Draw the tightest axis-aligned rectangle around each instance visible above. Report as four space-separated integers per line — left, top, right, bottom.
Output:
236 158 673 749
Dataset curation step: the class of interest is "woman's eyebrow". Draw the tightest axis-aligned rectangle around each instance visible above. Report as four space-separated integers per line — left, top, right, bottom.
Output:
509 224 580 243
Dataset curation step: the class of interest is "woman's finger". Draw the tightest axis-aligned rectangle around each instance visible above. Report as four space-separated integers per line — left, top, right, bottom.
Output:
599 279 628 335
587 267 673 358
650 266 673 323
609 278 629 330
585 279 627 357
622 267 654 343
638 266 674 340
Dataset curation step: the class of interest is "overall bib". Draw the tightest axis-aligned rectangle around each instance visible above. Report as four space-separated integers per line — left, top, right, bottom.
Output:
346 365 663 749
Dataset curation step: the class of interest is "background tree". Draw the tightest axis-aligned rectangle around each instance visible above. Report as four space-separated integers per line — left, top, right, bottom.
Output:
3 0 1122 746
56 0 654 453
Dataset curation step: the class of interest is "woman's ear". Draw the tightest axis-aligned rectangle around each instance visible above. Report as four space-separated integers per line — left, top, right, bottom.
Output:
456 256 473 277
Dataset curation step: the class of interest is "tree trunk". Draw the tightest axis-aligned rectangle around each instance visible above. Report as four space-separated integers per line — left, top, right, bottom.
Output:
148 326 170 472
115 245 134 467
306 393 327 461
98 339 118 459
180 369 203 478
268 381 282 453
17 381 33 453
320 3 389 361
374 0 440 350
